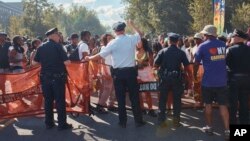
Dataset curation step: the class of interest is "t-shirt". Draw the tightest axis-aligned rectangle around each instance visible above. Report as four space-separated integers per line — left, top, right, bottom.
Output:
195 38 227 87
78 41 90 60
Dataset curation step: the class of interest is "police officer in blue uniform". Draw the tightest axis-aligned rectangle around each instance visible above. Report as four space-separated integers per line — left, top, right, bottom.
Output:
85 20 145 128
0 32 11 73
226 29 250 124
154 33 192 127
34 28 72 130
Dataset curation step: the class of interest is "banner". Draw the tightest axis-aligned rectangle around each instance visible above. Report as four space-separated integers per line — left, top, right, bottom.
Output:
0 63 90 119
213 0 225 35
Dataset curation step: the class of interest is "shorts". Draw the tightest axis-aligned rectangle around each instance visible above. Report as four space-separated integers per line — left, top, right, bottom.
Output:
202 86 228 105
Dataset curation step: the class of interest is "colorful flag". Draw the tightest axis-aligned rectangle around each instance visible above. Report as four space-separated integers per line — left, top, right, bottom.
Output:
213 0 225 35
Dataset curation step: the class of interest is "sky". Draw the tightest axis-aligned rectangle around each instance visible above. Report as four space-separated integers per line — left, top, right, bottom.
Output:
1 0 126 27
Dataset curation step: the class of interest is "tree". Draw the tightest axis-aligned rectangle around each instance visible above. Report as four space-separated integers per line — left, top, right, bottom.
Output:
231 2 250 31
188 0 213 33
58 5 106 36
123 0 192 35
8 16 28 38
22 0 53 37
224 0 248 31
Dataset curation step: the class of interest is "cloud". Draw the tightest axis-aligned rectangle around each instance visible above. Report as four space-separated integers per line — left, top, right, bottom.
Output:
95 5 125 26
73 0 96 4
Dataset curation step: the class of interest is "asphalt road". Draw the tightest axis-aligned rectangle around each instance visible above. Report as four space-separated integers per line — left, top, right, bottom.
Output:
0 108 227 141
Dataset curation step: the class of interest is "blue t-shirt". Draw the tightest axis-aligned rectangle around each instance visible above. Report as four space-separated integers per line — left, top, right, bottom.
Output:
195 38 227 87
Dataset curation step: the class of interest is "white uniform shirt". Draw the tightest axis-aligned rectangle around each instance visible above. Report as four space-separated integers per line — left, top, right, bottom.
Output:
78 41 90 60
99 33 140 68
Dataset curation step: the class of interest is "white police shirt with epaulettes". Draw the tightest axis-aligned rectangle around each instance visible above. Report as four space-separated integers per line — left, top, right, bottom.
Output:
99 33 140 69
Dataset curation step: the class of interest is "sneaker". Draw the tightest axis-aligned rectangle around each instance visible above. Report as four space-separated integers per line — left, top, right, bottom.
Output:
58 123 73 131
96 105 108 114
224 130 230 141
202 126 213 135
148 110 157 117
107 106 118 112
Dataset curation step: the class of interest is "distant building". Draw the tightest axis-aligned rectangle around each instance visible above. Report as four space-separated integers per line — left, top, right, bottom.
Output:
0 1 23 31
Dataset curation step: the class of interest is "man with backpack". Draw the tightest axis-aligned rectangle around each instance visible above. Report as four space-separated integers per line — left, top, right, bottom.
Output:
65 33 79 57
68 31 91 61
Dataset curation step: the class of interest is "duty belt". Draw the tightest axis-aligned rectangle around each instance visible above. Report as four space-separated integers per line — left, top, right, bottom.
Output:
232 73 250 77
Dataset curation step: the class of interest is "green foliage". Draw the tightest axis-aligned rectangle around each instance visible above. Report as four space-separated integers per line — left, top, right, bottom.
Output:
22 0 53 37
8 16 28 38
188 0 213 33
60 5 106 36
8 0 106 38
123 0 192 35
231 2 250 31
124 0 250 34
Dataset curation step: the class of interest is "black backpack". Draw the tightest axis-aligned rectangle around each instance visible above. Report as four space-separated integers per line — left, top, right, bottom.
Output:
68 47 80 61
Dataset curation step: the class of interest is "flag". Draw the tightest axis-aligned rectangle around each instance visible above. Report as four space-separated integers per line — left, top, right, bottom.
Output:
213 0 225 35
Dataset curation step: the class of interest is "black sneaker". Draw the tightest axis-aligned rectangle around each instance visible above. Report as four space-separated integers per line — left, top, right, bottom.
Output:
107 106 118 112
148 110 157 117
96 105 108 114
58 123 73 131
46 123 55 129
135 121 146 127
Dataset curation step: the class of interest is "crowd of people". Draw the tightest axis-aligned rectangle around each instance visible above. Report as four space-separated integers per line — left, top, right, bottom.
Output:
0 20 250 140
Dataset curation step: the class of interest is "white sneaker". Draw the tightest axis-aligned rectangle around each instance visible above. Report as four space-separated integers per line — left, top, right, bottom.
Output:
202 126 213 135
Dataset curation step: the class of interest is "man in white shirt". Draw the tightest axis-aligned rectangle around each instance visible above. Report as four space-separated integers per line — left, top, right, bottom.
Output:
78 31 91 60
85 20 146 128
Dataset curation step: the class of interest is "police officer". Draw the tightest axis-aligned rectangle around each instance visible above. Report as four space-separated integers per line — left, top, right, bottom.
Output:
34 28 72 130
226 29 250 124
85 20 145 128
154 33 192 127
0 32 11 73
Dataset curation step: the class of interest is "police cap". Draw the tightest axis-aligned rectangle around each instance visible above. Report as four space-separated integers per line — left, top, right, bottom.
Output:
45 28 58 37
232 29 249 40
167 32 180 41
112 22 126 32
0 32 7 37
